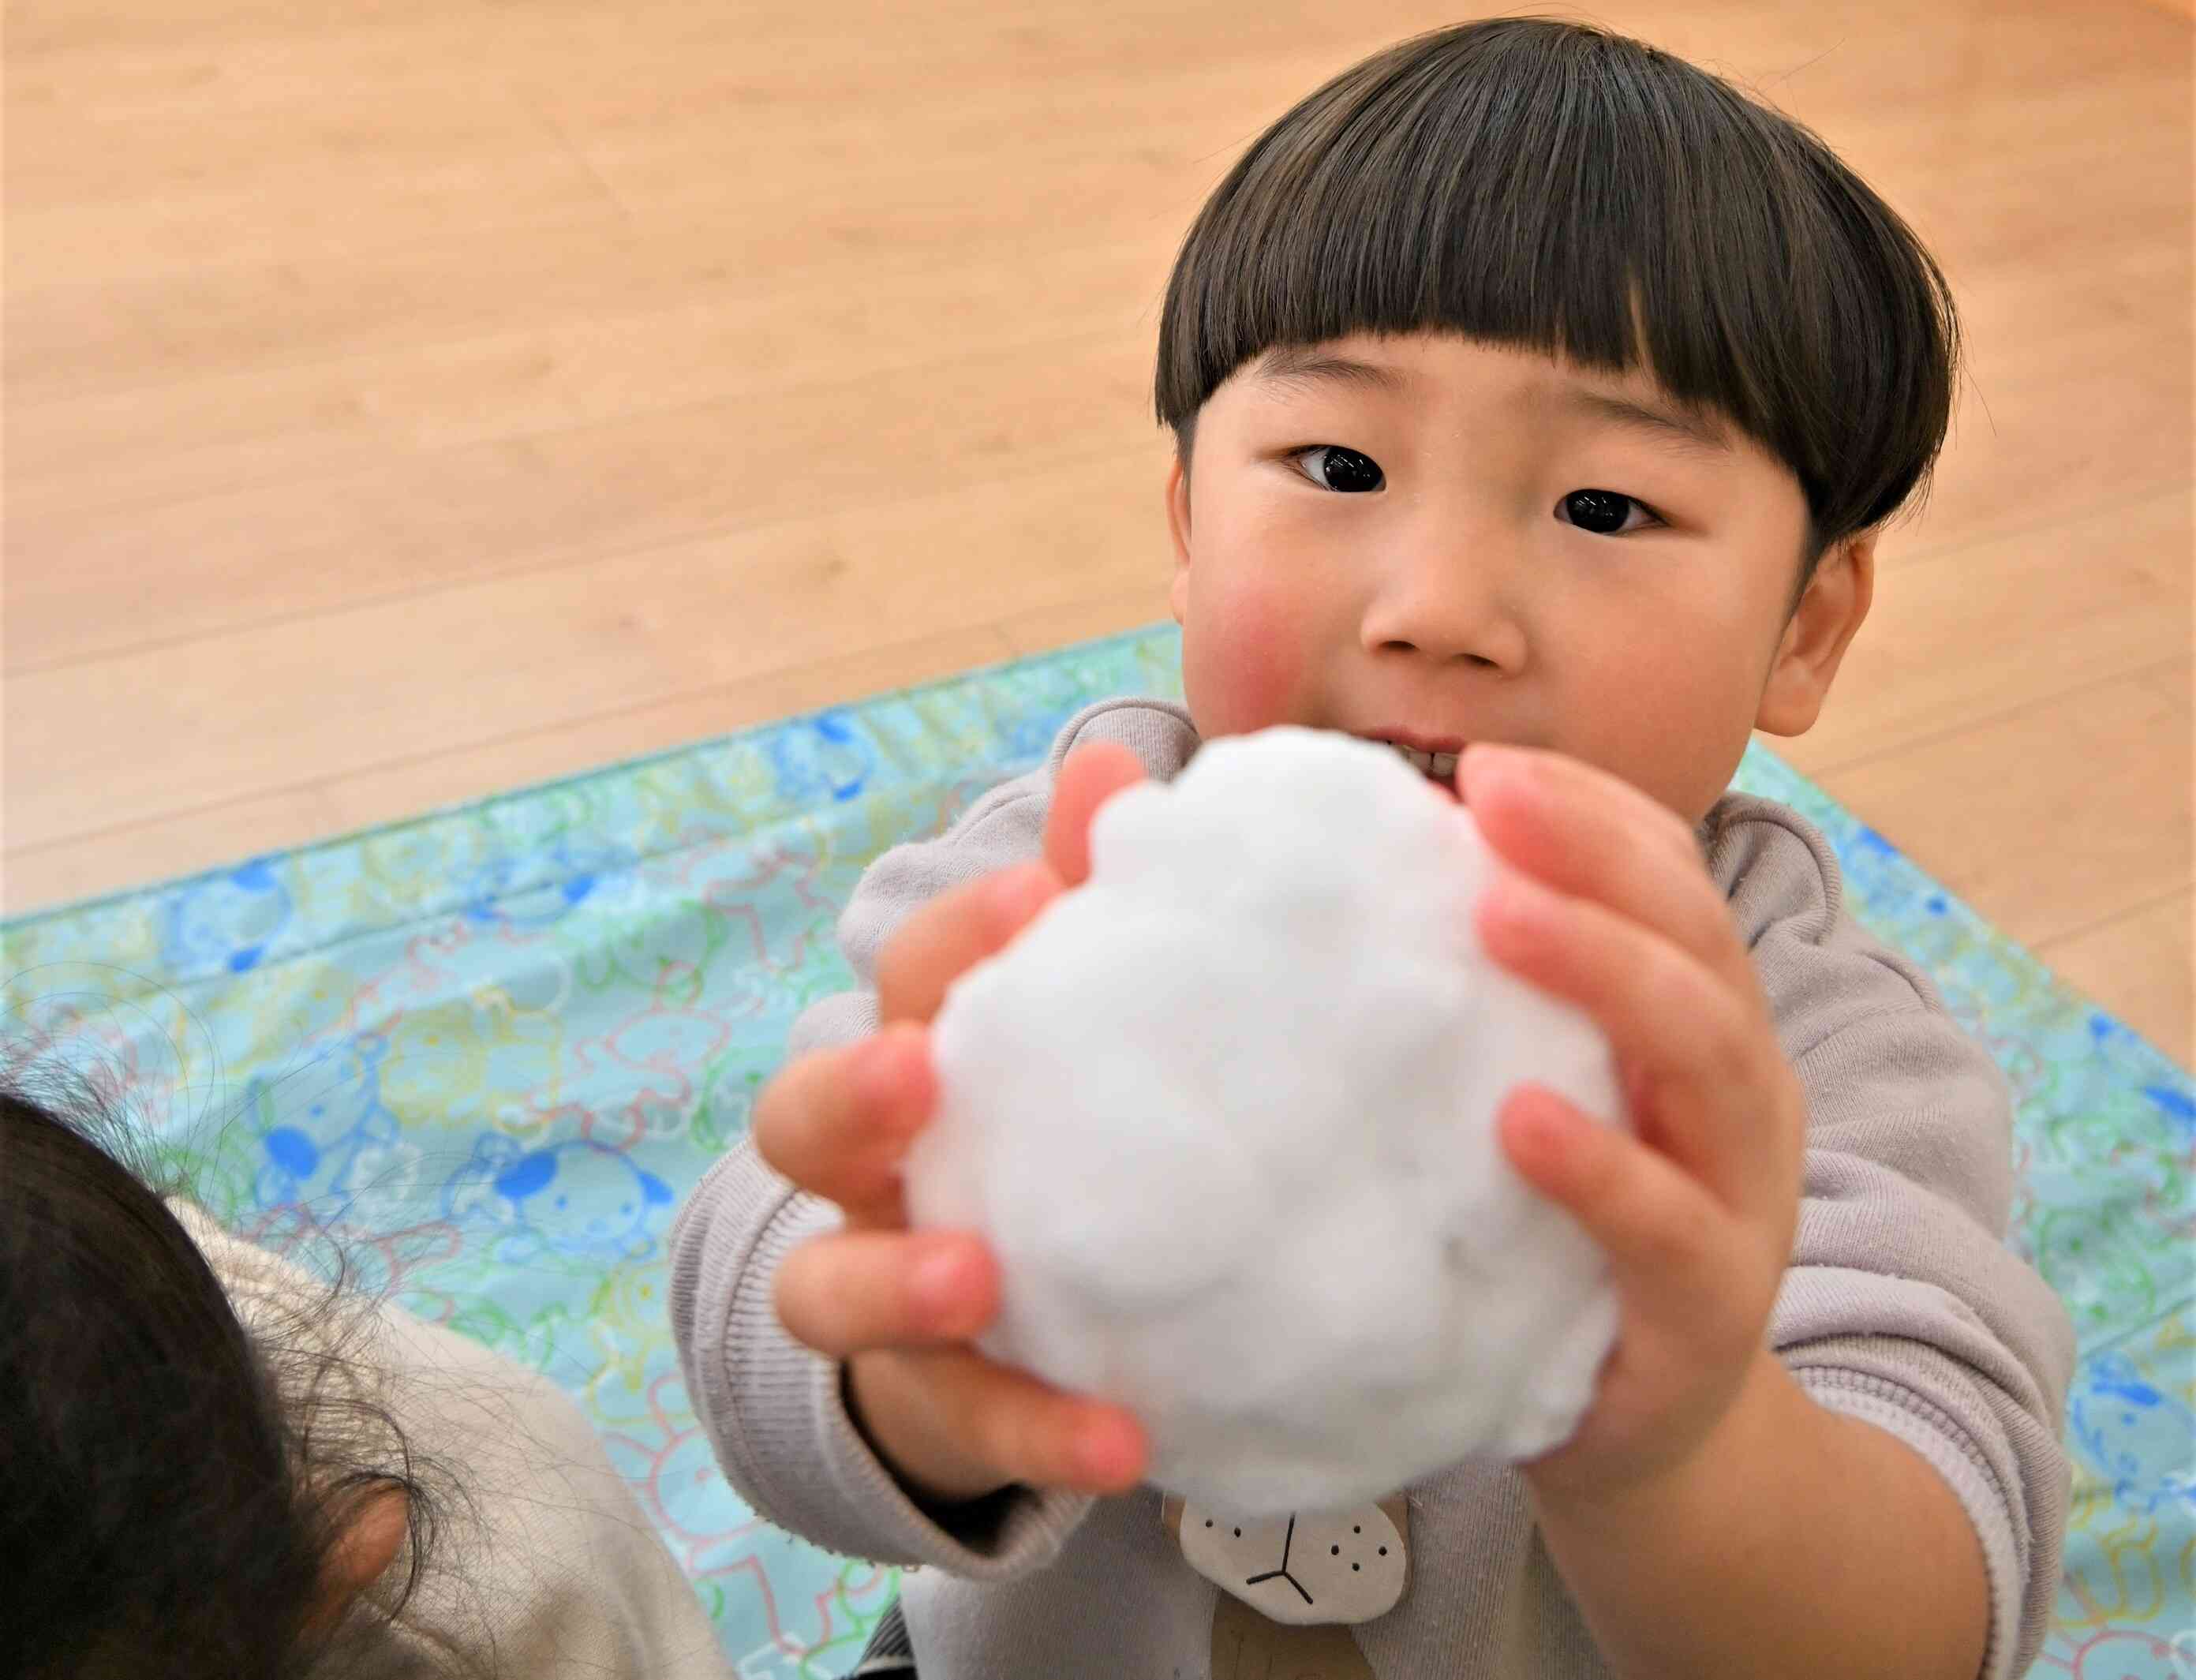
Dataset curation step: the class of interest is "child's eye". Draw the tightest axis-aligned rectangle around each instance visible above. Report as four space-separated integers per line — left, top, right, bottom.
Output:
1557 488 1659 533
1293 445 1385 493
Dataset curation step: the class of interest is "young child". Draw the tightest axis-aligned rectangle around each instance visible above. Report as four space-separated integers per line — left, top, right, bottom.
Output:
669 19 2076 1679
1 1079 735 1680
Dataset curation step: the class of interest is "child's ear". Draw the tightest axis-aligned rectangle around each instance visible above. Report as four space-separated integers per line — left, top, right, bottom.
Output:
1165 455 1193 626
305 1484 410 1638
1754 526 1876 737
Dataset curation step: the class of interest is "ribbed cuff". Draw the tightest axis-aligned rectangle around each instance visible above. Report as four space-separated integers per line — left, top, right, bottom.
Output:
675 1139 1095 1575
809 1342 1097 1579
1796 1367 2019 1680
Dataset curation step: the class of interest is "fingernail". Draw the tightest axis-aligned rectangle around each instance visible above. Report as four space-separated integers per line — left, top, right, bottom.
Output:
1076 1419 1132 1487
854 1031 915 1111
914 1248 969 1319
1505 1091 1574 1169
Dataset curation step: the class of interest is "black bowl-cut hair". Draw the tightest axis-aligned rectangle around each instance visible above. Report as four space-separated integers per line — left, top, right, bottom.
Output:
1155 17 1960 572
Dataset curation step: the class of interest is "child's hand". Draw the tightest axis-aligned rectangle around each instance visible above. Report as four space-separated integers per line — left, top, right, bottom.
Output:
756 743 1152 1508
1458 744 1805 1509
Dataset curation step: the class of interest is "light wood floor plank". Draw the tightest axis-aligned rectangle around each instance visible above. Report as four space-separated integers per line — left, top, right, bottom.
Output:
5 0 2190 1061
4 454 1166 850
1776 488 2192 775
995 589 1176 662
5 336 1159 672
0 622 1019 913
1815 673 2193 951
4 240 1171 525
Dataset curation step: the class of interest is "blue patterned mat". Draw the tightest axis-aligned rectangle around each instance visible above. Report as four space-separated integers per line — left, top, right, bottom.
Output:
2 624 2189 1677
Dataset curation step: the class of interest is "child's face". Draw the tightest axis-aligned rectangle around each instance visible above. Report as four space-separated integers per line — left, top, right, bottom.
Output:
1166 332 1872 824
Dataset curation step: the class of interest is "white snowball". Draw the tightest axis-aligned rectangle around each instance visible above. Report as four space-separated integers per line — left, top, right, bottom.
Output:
903 727 1622 1517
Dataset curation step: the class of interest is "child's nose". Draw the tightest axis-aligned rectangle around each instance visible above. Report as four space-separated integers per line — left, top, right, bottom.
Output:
1357 533 1528 674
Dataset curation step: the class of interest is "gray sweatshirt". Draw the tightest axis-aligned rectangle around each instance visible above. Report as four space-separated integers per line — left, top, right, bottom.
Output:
670 698 2076 1680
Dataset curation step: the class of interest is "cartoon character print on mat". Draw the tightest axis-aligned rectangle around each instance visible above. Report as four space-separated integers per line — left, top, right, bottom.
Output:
2071 1352 2196 1517
2026 1083 2185 1341
445 1134 674 1263
2053 1324 2196 1680
694 825 851 983
597 1001 735 1099
1162 1493 1411 1679
571 896 731 1008
2048 1628 2196 1680
765 709 877 806
555 1008 735 1209
379 994 568 1136
692 1043 786 1154
2144 1081 2196 1143
462 840 637 933
161 857 293 976
579 1248 680 1394
245 1033 405 1217
600 1371 754 1583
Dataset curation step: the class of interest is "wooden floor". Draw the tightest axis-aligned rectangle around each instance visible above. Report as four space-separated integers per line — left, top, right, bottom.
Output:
4 0 2190 1064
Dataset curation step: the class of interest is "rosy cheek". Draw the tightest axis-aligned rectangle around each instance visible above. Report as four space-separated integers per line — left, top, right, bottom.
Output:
1184 578 1305 735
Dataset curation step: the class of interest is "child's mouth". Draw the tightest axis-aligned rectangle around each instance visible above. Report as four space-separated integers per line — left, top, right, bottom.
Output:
1372 738 1465 801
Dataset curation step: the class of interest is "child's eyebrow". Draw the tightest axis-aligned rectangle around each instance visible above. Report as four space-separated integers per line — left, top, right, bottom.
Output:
1250 347 1732 458
1556 386 1733 457
1252 346 1409 395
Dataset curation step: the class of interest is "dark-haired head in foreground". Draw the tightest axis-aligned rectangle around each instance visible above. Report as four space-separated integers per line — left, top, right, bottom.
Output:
0 1083 432 1680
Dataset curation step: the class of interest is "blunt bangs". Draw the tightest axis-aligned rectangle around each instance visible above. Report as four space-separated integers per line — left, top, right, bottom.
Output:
1154 18 1959 548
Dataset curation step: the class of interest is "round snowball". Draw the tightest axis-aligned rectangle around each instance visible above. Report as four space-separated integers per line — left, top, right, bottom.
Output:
903 727 1623 1516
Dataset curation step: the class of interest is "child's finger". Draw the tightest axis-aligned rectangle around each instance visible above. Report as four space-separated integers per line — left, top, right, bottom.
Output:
856 1345 1150 1498
1478 876 1794 1216
956 1360 1149 1496
776 1227 1000 1353
1460 745 1753 997
876 861 1064 1026
1498 1084 1763 1328
751 1024 933 1221
1043 743 1147 886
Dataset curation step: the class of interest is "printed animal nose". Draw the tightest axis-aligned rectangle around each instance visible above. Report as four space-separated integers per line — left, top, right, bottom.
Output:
1240 1512 1315 1607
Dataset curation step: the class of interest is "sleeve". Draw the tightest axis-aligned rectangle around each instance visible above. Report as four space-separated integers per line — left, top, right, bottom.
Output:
1710 799 2079 1680
668 698 1196 1576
